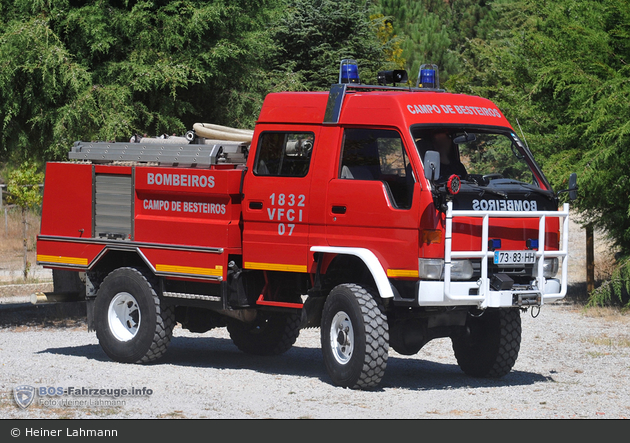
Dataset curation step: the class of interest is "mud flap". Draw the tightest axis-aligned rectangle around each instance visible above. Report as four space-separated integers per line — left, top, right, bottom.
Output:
300 296 325 328
86 298 95 332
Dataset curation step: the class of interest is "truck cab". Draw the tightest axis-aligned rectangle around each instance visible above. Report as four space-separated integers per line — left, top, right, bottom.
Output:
240 62 572 387
243 63 568 306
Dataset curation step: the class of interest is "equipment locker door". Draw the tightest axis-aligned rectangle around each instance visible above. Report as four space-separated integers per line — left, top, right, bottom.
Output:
242 127 319 273
325 127 420 276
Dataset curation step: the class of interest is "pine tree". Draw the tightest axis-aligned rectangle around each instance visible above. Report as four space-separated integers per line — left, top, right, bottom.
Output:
378 0 496 83
0 0 284 162
270 0 395 90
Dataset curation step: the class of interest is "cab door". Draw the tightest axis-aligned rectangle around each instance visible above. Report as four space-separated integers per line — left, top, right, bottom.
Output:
242 127 319 273
325 127 420 277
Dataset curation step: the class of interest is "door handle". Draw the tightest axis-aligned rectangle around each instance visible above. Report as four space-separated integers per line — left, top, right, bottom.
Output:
331 205 346 214
249 201 263 210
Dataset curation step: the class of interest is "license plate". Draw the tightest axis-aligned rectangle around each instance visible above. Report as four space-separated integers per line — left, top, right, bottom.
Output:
494 250 536 265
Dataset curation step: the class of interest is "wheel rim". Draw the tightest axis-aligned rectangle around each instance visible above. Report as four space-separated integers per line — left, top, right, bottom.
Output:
329 311 354 365
108 292 141 342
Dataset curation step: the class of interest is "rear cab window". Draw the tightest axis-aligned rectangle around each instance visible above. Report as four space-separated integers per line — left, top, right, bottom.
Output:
254 132 314 177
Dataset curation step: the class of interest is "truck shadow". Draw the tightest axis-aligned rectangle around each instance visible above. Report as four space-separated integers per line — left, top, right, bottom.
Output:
41 335 552 392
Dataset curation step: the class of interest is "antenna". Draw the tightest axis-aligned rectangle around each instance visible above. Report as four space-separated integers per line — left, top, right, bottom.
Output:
515 118 530 150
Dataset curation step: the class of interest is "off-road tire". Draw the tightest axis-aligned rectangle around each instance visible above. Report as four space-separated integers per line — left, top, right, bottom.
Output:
227 311 301 356
452 308 521 378
321 284 389 389
94 267 175 364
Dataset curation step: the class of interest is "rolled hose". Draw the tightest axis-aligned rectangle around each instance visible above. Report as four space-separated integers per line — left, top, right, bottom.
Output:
193 123 253 142
130 124 253 144
133 135 190 144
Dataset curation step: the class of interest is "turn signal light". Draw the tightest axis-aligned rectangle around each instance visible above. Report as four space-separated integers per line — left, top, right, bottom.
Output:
422 230 442 244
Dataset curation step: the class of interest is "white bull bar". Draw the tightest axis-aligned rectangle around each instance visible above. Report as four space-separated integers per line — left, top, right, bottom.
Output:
418 202 570 308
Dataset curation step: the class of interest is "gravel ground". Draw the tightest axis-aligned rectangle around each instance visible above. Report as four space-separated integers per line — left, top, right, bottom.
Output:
1 212 628 420
0 301 629 419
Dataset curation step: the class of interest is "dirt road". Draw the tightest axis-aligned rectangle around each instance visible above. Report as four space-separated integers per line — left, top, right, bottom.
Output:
0 210 627 419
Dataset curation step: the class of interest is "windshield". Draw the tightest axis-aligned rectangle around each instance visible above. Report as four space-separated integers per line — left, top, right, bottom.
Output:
411 126 551 190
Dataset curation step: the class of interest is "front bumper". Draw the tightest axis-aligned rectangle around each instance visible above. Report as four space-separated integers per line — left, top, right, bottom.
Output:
416 203 570 308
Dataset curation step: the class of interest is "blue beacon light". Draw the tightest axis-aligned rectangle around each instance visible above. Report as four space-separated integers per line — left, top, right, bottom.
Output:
339 59 360 84
417 63 439 89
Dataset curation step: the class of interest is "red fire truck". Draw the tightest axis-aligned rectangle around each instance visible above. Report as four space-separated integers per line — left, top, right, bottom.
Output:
36 61 576 389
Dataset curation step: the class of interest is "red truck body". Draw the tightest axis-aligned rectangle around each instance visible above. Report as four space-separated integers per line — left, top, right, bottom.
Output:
36 65 571 389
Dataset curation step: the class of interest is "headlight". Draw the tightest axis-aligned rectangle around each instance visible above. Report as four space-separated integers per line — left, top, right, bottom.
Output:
418 259 443 280
451 260 474 280
533 258 559 278
418 259 473 280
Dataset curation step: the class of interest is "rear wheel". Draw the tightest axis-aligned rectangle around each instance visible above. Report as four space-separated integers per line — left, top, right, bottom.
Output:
94 267 175 363
452 308 521 378
227 311 301 356
321 284 388 389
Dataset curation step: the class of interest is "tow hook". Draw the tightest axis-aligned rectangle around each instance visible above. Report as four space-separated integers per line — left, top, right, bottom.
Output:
530 306 541 318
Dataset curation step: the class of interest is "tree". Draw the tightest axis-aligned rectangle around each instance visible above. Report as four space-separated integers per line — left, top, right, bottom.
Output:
371 13 405 70
270 0 398 90
0 0 284 163
0 0 399 163
5 161 44 281
378 0 496 84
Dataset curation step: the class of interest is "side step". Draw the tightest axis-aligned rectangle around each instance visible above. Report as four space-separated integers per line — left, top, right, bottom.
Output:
255 294 303 309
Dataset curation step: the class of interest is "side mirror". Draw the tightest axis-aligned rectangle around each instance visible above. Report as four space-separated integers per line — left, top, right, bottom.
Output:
423 151 440 181
568 172 578 201
558 172 578 201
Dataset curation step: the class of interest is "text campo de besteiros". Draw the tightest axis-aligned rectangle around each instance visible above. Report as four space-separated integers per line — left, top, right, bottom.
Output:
14 385 153 409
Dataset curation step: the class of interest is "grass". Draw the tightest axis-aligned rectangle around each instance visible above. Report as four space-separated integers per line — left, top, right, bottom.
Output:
580 305 630 320
582 335 630 348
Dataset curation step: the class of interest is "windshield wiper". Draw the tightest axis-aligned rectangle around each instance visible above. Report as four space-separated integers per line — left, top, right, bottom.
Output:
460 181 508 199
487 179 555 200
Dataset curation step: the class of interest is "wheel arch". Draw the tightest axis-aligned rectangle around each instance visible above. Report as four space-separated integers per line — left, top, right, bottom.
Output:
88 248 153 285
311 246 394 299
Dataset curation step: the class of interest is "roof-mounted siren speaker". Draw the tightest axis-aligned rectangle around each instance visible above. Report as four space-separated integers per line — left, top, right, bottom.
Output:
339 59 360 84
416 63 439 89
377 69 408 86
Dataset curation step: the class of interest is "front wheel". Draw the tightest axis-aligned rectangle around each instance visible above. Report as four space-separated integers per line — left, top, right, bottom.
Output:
452 308 521 378
321 284 389 389
94 267 175 363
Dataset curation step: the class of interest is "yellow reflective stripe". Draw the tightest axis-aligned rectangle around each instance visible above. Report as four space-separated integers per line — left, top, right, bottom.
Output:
244 262 307 273
156 264 223 277
37 254 88 266
387 269 419 278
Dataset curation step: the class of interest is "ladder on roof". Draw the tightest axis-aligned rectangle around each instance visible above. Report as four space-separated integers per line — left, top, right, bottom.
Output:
68 139 249 167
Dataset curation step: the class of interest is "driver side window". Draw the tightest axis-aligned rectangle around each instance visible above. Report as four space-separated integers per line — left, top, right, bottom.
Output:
340 128 414 209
